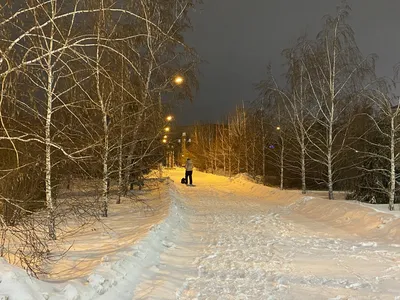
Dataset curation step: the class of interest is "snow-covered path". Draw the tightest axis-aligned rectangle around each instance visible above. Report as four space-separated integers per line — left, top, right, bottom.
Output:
1 169 399 299
133 169 400 299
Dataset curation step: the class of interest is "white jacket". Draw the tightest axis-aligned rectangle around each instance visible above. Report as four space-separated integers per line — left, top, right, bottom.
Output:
185 159 193 171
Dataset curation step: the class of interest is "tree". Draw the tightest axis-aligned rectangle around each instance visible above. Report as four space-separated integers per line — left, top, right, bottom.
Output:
357 86 400 210
0 0 200 274
298 4 377 199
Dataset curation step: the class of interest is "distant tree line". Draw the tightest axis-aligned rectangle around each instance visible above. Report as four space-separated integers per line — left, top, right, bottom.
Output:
188 3 400 212
0 0 198 275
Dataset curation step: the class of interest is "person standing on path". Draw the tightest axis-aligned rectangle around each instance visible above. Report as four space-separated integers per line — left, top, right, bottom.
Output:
185 158 194 185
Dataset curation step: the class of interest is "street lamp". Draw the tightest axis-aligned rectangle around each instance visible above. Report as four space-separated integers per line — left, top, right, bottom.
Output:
276 126 281 131
166 115 173 122
173 75 184 85
164 127 170 132
162 139 167 143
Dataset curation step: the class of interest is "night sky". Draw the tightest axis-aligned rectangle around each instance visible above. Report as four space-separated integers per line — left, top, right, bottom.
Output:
176 0 400 125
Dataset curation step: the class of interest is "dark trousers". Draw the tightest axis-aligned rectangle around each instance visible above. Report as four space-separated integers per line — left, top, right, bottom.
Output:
185 171 193 185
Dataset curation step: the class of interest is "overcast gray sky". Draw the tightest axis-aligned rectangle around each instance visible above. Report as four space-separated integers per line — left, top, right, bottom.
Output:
175 0 400 125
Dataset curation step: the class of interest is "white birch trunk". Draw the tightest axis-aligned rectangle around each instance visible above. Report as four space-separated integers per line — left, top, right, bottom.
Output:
327 26 337 201
280 135 284 190
228 122 232 177
117 57 124 204
45 0 56 240
261 118 266 184
301 141 306 194
243 108 249 173
117 104 124 204
299 65 307 194
102 114 109 217
96 6 109 217
389 116 396 210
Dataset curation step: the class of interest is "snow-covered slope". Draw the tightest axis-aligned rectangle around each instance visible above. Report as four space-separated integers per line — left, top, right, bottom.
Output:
0 181 183 300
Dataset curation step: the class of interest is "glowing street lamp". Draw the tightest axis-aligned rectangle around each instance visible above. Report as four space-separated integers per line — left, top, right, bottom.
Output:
166 115 173 122
173 75 184 85
163 135 168 139
276 126 281 131
164 127 170 132
162 139 167 143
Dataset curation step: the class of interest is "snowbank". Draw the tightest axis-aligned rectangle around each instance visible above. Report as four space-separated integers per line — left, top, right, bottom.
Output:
226 173 400 243
0 183 185 300
289 196 400 242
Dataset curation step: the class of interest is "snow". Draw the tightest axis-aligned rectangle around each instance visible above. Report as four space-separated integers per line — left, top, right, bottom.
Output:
44 180 171 281
0 169 400 299
359 202 400 218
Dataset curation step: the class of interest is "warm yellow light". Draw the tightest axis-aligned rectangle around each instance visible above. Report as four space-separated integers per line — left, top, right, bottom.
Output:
163 135 168 139
174 76 184 85
276 126 281 131
166 115 173 121
164 127 170 132
162 139 167 143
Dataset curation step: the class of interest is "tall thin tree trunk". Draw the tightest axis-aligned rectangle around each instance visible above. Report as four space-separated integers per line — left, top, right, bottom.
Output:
389 117 396 210
96 7 109 217
280 135 284 190
228 122 232 177
214 125 218 172
327 99 335 199
327 29 337 200
252 135 255 176
243 106 249 173
45 1 56 240
327 146 334 200
123 121 142 194
237 155 240 174
301 143 306 194
102 115 109 217
299 65 307 194
45 69 56 240
117 104 124 204
223 154 226 175
117 56 125 204
261 119 266 184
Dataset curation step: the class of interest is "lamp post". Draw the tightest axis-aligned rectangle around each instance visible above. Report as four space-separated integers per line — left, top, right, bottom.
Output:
166 144 175 168
158 75 183 168
178 132 191 166
163 115 173 168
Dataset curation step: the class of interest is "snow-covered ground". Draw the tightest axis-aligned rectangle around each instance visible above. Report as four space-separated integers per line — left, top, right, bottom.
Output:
45 179 171 281
0 169 399 299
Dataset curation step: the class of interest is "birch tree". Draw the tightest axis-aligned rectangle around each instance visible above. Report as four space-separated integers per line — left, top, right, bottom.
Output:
259 53 318 193
357 87 400 210
299 5 377 199
118 0 199 196
0 0 103 239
